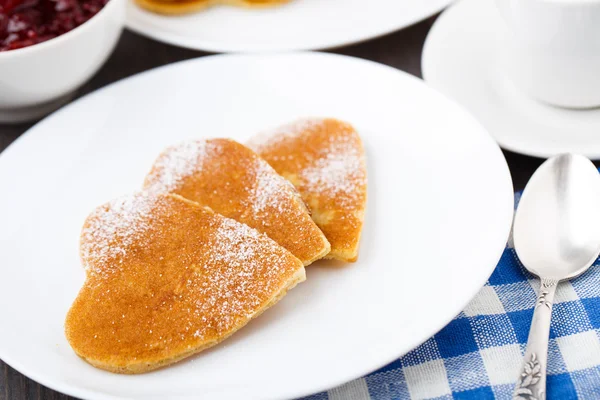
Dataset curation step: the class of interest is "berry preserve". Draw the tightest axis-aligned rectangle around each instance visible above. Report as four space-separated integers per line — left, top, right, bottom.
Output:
0 0 108 51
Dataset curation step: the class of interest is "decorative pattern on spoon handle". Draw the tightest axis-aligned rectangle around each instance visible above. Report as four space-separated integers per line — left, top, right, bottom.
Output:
513 278 558 400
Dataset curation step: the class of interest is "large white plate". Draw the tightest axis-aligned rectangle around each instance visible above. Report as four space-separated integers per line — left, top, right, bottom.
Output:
126 0 452 52
0 53 513 400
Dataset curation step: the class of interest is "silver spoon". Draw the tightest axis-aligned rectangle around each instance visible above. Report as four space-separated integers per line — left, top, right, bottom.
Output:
512 153 600 400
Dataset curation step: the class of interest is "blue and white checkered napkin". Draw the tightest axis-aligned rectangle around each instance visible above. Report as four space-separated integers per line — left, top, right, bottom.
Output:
303 190 600 400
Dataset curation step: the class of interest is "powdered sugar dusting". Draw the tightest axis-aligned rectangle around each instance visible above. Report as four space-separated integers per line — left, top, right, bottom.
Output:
301 135 366 205
146 140 215 192
210 218 262 266
247 160 296 216
248 118 322 152
80 192 159 275
189 217 295 336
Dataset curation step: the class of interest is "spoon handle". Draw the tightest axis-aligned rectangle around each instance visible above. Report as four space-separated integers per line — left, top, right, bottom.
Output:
513 278 558 400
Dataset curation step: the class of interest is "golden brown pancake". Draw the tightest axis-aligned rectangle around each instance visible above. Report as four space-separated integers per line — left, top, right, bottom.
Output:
249 118 367 262
134 0 290 15
65 192 305 374
144 138 330 266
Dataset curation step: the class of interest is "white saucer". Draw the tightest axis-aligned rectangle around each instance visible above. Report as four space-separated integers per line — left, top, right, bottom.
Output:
422 0 600 159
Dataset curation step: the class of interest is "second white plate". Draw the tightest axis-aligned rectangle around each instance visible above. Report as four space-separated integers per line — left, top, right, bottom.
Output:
0 53 513 400
126 0 452 52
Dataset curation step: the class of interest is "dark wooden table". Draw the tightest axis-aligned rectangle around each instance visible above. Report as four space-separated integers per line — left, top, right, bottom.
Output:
0 14 558 400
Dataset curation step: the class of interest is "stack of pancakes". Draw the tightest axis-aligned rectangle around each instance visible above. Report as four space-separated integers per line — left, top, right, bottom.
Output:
65 118 367 373
135 0 291 16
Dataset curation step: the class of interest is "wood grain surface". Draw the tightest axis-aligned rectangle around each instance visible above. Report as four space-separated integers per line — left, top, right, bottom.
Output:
0 14 570 400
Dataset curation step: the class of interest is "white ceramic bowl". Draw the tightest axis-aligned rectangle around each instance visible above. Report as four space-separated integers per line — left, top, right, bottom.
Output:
0 0 125 124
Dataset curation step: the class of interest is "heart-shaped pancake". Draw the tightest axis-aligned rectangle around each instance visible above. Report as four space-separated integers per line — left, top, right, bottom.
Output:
65 192 305 373
249 118 367 262
144 138 330 266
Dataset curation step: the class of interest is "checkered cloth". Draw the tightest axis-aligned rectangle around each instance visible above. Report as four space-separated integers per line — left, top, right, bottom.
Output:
303 190 600 400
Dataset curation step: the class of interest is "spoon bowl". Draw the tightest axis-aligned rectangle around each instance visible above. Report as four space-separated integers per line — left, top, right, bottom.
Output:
514 153 600 281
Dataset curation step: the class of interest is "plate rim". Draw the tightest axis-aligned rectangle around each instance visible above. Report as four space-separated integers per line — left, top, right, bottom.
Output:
124 0 453 53
0 51 514 400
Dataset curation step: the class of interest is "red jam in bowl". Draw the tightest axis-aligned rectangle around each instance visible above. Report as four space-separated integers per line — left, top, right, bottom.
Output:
0 0 108 51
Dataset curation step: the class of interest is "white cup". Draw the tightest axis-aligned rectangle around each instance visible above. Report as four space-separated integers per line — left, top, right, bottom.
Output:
495 0 600 109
